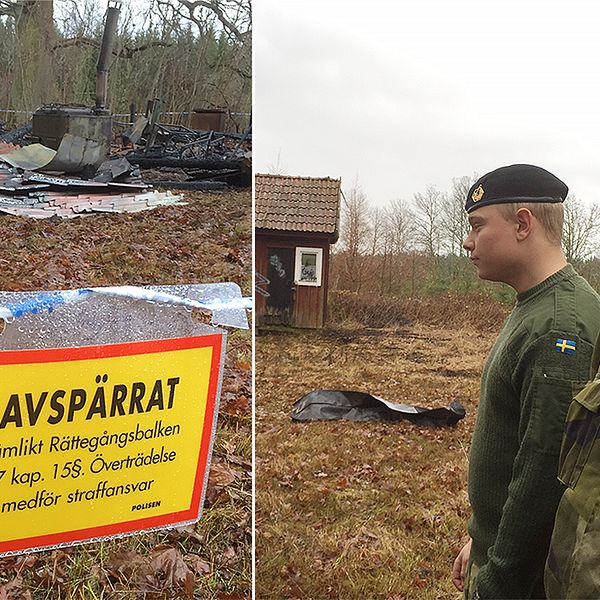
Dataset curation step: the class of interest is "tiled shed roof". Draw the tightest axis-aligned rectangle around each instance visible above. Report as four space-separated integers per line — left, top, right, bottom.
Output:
255 174 340 235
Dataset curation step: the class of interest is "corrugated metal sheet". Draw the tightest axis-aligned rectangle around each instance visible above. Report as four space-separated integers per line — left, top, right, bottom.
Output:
255 174 340 235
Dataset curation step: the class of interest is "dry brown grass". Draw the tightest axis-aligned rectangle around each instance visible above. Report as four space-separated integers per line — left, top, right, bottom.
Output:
255 320 501 599
329 291 510 331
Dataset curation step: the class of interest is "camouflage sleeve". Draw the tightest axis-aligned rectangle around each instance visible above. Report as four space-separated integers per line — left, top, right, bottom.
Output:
544 379 600 599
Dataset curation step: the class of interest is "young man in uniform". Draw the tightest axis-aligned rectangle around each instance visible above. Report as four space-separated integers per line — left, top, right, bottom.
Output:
451 164 600 599
545 339 600 597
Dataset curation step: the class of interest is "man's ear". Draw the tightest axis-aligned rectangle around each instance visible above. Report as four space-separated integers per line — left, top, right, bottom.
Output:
515 207 533 240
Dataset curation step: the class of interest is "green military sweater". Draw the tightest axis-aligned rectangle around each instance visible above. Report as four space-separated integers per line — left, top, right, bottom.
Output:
468 265 600 599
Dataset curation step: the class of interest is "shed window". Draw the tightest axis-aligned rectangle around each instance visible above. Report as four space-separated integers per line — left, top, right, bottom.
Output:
295 247 323 286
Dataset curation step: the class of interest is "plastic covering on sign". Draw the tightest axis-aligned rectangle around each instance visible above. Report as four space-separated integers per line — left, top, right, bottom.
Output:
0 282 250 344
291 390 466 426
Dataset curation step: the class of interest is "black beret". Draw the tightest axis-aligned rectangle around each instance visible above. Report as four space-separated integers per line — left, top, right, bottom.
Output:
465 164 568 213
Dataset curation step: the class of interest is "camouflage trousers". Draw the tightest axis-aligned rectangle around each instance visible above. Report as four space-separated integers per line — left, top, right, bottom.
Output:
545 379 600 599
545 491 600 599
464 560 548 599
463 561 479 600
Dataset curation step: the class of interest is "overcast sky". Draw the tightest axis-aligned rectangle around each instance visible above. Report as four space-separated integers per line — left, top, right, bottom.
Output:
254 0 600 207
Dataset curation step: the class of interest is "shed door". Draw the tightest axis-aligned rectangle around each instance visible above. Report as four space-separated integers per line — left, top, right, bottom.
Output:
265 248 295 325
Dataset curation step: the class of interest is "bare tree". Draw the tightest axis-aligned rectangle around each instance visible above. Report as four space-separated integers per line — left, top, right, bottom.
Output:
562 195 600 263
154 0 251 78
1 1 57 110
441 175 475 256
374 198 414 294
369 206 386 256
413 185 446 256
0 0 251 129
52 0 173 60
339 182 371 255
156 0 251 44
266 150 287 175
150 0 251 127
0 0 20 18
384 198 415 255
337 181 373 292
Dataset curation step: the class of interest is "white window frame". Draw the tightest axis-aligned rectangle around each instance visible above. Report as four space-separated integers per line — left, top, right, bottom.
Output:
294 247 323 287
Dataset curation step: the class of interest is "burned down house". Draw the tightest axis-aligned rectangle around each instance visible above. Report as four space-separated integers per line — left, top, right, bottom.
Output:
255 174 341 328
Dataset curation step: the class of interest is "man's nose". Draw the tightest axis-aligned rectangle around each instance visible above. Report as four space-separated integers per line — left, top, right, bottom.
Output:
463 233 474 252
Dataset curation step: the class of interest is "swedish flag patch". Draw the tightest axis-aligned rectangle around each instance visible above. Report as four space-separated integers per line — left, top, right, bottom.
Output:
555 338 577 355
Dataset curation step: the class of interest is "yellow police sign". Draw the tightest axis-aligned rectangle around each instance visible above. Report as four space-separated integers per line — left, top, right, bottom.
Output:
0 333 224 554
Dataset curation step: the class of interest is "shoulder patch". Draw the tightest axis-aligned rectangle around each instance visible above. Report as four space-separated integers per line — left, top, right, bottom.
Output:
555 338 577 355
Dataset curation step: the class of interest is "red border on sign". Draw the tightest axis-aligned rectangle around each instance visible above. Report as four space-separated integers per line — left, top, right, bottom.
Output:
0 333 223 554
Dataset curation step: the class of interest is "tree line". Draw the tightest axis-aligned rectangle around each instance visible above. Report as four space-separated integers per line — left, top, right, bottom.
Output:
0 0 251 131
332 176 600 302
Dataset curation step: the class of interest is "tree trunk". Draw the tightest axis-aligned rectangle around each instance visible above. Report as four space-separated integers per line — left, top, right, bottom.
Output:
13 0 56 111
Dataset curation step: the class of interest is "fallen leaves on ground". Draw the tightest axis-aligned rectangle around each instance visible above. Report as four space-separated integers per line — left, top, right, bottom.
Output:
0 190 251 598
205 460 244 506
0 576 32 600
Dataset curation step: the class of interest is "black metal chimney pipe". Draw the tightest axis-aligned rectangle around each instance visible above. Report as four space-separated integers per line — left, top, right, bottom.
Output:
96 1 122 110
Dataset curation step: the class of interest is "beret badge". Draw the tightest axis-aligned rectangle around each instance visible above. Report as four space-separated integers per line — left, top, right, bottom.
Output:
472 185 485 203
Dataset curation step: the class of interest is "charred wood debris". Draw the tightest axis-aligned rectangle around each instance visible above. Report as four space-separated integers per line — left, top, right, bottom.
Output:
0 113 252 190
126 121 252 190
0 110 251 218
121 98 251 189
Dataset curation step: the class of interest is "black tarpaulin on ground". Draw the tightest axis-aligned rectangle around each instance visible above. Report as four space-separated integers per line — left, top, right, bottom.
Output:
291 390 465 426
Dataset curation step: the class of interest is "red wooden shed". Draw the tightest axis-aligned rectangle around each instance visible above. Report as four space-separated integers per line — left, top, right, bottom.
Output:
255 174 341 328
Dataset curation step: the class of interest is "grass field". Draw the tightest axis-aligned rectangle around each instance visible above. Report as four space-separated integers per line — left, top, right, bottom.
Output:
255 318 505 600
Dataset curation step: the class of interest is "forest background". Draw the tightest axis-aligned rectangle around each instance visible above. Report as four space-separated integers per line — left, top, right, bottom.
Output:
0 0 251 132
329 175 600 326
